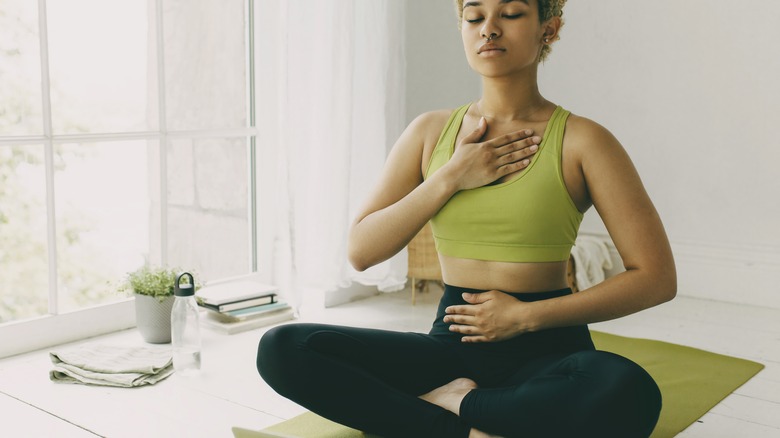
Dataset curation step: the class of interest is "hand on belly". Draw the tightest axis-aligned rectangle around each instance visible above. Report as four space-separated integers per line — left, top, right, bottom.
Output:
443 290 532 342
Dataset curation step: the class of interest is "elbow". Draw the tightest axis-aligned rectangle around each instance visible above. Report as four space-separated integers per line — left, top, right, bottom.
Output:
634 255 677 305
665 275 678 302
659 282 677 304
348 252 369 272
348 243 388 272
347 223 386 272
347 241 371 272
347 226 367 272
656 268 677 304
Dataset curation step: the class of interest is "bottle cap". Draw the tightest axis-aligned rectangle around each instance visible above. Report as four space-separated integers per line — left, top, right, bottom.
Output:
174 272 195 297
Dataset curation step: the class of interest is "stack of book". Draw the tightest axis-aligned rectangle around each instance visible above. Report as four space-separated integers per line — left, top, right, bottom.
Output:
195 281 294 334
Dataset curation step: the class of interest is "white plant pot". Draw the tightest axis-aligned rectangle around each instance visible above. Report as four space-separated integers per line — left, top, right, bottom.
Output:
134 294 174 344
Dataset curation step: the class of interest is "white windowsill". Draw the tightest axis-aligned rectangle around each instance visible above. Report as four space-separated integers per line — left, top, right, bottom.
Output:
0 299 136 359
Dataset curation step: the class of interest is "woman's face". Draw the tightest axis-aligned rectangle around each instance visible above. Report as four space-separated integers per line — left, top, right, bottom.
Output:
460 0 546 77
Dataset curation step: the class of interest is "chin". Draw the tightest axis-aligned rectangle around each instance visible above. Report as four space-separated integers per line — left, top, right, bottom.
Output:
471 61 538 78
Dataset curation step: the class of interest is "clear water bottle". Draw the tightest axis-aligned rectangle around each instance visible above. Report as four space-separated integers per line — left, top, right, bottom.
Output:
171 272 201 376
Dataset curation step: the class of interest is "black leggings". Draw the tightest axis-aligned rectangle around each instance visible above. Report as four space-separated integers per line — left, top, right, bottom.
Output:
256 285 661 438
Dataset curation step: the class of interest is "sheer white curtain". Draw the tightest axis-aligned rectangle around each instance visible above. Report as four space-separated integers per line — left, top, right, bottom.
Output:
255 1 407 314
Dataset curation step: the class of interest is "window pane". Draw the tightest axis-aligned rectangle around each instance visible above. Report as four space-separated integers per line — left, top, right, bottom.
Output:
163 0 247 131
0 145 49 323
47 0 157 134
0 1 43 136
167 137 249 282
55 140 155 313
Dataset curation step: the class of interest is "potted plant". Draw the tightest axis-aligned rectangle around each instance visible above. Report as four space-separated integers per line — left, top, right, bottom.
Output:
120 265 195 344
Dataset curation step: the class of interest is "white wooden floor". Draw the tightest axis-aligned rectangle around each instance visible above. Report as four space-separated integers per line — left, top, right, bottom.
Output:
1 285 778 437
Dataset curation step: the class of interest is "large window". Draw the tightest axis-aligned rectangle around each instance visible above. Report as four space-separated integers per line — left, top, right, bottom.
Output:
0 0 256 357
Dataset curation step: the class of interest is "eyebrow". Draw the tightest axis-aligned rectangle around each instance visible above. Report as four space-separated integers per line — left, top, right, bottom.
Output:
463 0 529 9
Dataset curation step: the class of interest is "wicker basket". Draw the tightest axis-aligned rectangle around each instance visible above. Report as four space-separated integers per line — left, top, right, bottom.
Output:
407 222 442 281
567 255 579 293
407 222 442 304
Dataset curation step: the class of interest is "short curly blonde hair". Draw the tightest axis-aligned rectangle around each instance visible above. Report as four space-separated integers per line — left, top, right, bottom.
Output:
453 0 566 62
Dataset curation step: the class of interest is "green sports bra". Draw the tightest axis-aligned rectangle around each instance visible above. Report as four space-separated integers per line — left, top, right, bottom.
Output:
424 103 583 263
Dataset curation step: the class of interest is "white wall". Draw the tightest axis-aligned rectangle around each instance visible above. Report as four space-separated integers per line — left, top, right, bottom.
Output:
404 0 480 125
405 1 780 309
539 1 780 308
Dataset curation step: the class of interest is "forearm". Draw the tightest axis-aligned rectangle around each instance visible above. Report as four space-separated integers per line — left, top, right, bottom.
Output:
348 171 457 271
523 267 677 333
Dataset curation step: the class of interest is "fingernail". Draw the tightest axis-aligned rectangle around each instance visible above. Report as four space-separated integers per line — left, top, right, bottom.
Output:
525 129 533 135
479 117 485 126
530 145 538 152
523 159 530 165
532 136 541 143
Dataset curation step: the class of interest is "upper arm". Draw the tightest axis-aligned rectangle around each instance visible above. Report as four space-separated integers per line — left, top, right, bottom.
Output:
569 117 676 287
351 110 449 226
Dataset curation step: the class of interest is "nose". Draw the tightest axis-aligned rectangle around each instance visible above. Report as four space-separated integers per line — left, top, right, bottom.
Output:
480 17 501 40
484 31 498 41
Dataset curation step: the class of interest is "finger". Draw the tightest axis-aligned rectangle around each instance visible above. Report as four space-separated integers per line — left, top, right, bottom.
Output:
461 335 489 343
494 140 540 168
460 117 487 144
443 314 476 325
496 135 542 157
462 292 489 304
445 305 476 315
497 158 532 175
497 149 534 167
482 129 535 149
449 324 478 335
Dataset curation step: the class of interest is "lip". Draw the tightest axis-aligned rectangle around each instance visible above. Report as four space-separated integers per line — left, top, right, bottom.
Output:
477 43 506 54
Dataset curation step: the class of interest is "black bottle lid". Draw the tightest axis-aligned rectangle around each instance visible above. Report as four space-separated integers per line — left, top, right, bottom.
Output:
174 272 195 297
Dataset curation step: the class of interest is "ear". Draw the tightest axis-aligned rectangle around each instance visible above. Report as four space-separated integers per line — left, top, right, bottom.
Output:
541 16 562 44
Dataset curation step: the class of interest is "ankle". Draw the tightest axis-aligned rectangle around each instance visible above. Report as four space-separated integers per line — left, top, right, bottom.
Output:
419 378 477 415
469 428 503 438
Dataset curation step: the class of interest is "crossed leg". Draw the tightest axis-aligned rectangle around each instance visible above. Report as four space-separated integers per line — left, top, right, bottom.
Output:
257 323 475 438
257 324 660 438
424 350 661 438
420 378 503 438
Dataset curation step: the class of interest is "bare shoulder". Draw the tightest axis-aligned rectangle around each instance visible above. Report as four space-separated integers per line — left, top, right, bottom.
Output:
402 108 459 174
409 108 455 146
413 108 454 126
351 108 460 224
558 111 642 211
563 112 623 156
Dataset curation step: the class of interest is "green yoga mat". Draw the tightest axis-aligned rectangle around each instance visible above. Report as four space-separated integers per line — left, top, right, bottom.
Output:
255 331 764 438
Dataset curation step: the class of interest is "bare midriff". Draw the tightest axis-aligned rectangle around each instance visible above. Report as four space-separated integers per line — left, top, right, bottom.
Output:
439 254 569 293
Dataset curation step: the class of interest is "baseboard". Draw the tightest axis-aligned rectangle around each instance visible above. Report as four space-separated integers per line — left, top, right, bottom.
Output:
671 240 780 310
324 282 380 308
580 232 780 310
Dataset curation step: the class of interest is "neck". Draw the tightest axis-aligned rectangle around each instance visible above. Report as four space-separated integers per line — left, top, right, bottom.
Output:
478 70 547 122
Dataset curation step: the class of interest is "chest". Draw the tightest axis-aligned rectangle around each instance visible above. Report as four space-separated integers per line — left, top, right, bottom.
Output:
450 115 588 211
455 117 550 184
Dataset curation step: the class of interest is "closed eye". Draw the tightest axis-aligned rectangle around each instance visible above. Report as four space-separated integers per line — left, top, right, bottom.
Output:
465 13 523 23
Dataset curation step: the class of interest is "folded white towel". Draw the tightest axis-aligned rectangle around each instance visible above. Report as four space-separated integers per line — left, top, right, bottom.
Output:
49 345 173 388
570 236 614 290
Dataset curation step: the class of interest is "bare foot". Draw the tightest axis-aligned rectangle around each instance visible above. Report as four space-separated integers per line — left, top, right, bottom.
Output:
419 377 478 415
469 428 504 438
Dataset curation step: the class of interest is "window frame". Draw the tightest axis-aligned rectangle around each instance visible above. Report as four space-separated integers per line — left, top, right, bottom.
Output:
0 0 258 359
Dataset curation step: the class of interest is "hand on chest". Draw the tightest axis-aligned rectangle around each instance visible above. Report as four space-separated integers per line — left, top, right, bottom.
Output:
455 116 552 185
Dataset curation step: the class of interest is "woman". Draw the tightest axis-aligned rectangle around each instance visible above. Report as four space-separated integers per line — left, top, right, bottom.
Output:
257 0 676 437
